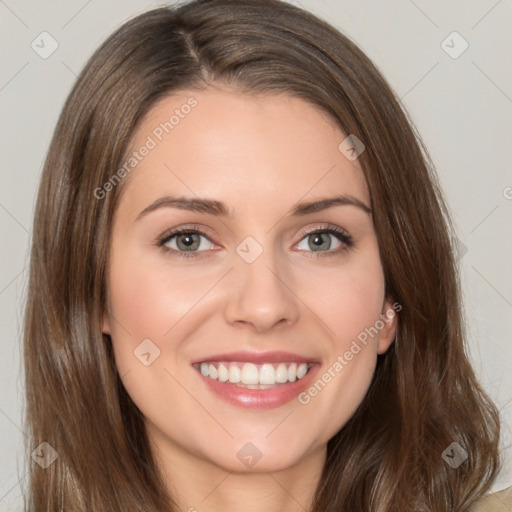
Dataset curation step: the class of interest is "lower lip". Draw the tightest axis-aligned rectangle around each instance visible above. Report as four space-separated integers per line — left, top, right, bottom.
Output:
193 364 321 409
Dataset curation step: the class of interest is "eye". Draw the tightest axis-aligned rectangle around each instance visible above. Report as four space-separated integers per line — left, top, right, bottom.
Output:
295 226 354 257
157 226 216 259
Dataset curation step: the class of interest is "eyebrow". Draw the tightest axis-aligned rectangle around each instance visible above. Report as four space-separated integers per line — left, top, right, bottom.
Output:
135 194 372 221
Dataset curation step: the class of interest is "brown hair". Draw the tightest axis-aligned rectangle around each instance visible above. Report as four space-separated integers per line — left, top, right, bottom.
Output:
22 0 501 510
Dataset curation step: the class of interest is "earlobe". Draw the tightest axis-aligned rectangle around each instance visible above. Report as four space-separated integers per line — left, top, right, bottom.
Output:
377 296 399 354
102 314 111 335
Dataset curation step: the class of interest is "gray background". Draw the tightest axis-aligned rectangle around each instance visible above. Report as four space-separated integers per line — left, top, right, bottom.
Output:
1 0 511 508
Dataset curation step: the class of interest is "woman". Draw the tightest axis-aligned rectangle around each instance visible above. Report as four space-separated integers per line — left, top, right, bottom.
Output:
22 0 508 510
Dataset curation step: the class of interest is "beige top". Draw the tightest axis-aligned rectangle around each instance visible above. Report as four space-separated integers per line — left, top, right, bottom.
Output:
472 486 512 511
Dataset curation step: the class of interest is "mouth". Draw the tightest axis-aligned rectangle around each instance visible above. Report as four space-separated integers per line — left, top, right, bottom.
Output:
190 352 321 409
192 361 313 389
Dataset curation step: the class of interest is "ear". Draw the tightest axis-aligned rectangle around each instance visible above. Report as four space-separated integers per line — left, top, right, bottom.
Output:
102 312 111 335
376 296 399 355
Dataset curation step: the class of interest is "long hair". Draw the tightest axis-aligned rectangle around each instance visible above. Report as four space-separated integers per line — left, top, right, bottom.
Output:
22 0 501 510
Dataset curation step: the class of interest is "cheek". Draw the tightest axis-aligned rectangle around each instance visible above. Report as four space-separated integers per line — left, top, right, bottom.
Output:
291 247 385 434
327 270 384 345
105 245 229 398
105 251 196 424
107 248 214 341
296 251 385 350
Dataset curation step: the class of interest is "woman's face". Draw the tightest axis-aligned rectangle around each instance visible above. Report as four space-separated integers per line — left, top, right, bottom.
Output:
103 87 397 474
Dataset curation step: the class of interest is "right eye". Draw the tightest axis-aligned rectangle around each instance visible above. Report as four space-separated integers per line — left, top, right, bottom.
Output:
157 227 217 259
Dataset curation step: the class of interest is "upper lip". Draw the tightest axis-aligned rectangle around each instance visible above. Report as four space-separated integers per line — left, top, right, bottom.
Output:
191 351 320 365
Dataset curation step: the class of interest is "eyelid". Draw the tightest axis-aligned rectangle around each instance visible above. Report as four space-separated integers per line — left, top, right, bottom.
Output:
156 223 215 243
295 223 350 240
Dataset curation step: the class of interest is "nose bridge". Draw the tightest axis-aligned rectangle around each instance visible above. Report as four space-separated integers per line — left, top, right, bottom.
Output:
224 235 300 331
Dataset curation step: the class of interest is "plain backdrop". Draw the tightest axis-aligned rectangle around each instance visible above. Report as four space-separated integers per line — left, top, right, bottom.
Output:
1 0 511 508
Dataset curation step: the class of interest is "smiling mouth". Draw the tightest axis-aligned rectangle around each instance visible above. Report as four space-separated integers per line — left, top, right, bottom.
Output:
194 361 311 389
192 361 313 388
191 358 321 409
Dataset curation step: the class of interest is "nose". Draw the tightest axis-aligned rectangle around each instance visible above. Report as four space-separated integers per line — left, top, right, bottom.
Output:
223 245 300 333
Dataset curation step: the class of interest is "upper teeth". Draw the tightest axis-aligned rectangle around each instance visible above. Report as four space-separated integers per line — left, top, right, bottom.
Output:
198 362 310 385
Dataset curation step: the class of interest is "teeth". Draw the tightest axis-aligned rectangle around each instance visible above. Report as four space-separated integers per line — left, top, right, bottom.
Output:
288 363 297 381
208 364 218 380
241 363 259 384
218 364 229 382
259 364 275 385
297 363 308 379
197 361 311 385
229 365 241 383
275 363 288 383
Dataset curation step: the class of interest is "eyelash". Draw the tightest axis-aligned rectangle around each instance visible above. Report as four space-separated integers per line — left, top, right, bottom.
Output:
156 224 354 260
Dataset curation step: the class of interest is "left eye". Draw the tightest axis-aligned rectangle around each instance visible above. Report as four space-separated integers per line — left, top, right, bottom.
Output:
296 231 344 252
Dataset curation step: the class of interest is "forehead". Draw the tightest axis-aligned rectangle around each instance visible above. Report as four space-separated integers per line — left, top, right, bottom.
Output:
117 87 370 219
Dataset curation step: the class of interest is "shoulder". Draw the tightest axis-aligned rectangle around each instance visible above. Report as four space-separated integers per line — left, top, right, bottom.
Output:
471 485 512 512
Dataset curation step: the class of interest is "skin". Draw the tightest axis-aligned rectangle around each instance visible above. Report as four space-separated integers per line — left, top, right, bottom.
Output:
103 86 398 512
